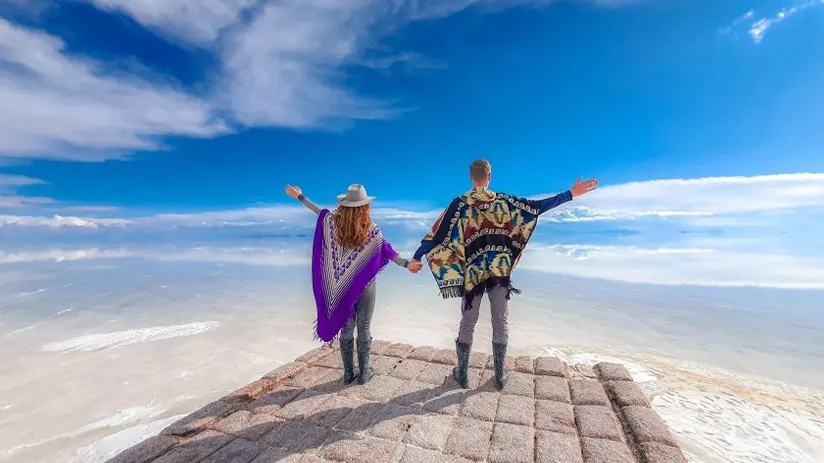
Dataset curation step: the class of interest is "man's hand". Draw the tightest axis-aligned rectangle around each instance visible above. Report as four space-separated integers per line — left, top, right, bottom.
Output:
285 184 302 199
408 260 423 273
570 177 598 197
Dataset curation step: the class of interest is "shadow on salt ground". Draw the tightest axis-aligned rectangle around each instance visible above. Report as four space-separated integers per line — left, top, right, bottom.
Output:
127 371 496 463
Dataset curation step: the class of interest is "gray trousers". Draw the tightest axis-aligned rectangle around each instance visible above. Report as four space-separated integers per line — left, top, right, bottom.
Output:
457 285 510 344
340 281 376 341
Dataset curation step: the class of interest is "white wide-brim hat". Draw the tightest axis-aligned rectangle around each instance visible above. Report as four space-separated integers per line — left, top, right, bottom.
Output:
337 184 375 208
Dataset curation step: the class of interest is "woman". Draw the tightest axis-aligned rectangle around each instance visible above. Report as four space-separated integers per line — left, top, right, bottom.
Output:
286 183 422 385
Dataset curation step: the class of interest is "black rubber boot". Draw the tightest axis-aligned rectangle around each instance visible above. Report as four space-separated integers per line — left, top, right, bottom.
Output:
340 338 359 384
356 337 374 385
452 339 472 389
492 342 508 391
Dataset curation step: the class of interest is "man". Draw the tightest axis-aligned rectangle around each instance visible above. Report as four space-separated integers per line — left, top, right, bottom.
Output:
411 159 598 390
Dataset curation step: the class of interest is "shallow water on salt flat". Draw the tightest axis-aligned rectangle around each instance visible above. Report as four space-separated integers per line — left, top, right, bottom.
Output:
1 251 822 462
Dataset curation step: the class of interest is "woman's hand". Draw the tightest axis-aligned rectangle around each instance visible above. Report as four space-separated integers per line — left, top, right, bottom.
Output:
285 184 302 199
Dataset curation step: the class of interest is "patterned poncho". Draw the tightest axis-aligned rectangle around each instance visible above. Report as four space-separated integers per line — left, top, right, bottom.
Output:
422 188 543 305
311 209 398 342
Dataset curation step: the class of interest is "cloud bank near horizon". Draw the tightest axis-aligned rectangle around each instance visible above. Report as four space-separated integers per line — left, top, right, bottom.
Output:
2 172 821 229
2 172 822 290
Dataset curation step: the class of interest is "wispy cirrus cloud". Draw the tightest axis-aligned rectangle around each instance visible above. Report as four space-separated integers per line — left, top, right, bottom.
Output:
0 173 52 209
83 0 257 45
0 18 227 162
0 173 124 213
1 0 635 163
0 174 44 188
723 1 823 44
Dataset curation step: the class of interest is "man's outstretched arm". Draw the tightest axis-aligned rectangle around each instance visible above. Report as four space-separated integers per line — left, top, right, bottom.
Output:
536 190 573 214
534 177 599 215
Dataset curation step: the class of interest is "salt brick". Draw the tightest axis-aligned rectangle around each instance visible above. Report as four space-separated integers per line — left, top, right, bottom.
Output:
594 362 633 382
514 356 534 373
535 376 571 403
404 413 454 451
444 417 493 461
535 357 567 377
383 343 415 358
622 406 679 447
487 423 534 463
535 430 584 463
580 438 634 463
535 400 576 435
574 406 623 442
495 394 534 426
569 379 610 406
320 432 399 462
639 442 688 463
604 380 650 408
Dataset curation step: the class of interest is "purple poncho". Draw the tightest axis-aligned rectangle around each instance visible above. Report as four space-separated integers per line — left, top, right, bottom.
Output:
311 209 398 342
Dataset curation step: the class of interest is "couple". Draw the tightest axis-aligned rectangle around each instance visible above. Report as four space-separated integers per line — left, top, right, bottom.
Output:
285 159 598 390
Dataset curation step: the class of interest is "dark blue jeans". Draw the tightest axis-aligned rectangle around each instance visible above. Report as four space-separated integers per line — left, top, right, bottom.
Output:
340 281 376 341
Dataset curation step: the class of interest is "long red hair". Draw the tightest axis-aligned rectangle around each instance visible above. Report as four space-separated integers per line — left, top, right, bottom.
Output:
334 204 371 249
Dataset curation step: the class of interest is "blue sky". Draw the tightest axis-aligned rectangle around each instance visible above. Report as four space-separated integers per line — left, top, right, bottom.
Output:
1 0 824 289
1 0 822 210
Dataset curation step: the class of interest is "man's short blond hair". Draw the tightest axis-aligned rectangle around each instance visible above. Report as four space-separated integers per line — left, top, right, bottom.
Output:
470 159 491 183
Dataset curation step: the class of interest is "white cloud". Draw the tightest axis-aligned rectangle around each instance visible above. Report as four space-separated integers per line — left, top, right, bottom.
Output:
0 203 438 229
1 0 637 162
84 0 256 45
0 174 121 212
0 196 54 209
219 1 396 128
520 243 824 289
724 1 823 44
2 172 823 228
357 52 448 71
0 214 130 228
0 174 44 188
719 9 754 34
0 173 52 208
0 18 226 161
542 173 824 222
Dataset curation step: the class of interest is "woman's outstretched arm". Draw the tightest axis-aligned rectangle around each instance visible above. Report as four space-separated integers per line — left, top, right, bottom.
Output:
384 240 423 273
285 185 321 215
392 255 410 268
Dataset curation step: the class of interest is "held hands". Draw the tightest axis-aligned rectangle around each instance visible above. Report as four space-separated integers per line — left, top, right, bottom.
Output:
408 259 423 274
570 177 598 197
285 184 302 199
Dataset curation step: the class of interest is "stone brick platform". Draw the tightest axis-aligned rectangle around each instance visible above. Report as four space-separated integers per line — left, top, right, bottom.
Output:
109 341 687 463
